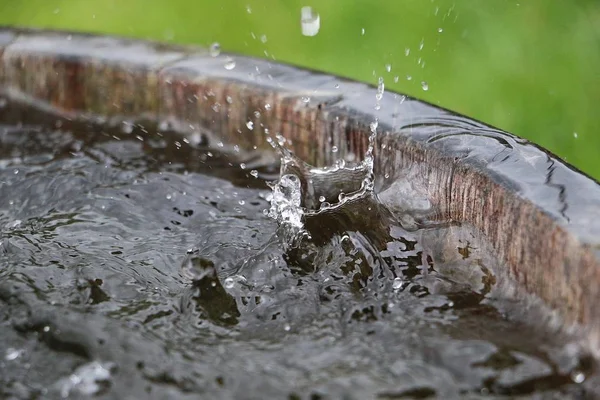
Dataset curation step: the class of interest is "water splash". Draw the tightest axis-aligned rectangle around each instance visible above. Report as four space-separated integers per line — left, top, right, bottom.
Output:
267 174 304 228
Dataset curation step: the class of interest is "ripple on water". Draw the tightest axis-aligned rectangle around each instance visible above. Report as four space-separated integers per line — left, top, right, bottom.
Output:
0 109 594 398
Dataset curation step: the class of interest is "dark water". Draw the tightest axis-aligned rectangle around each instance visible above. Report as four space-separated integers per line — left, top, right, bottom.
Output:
0 106 595 399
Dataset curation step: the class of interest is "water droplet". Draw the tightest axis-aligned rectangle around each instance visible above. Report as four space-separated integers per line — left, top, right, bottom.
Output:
406 75 412 81
43 326 50 332
238 200 246 205
301 96 310 103
209 42 221 57
572 371 586 384
393 76 399 83
573 132 578 138
392 278 403 290
5 348 22 361
405 47 410 56
438 27 444 33
385 64 392 72
421 81 429 91
264 103 272 110
224 58 236 70
375 77 385 110
284 323 291 331
419 39 424 51
370 120 379 133
319 196 326 202
166 194 172 200
217 141 224 148
121 121 133 134
361 28 366 35
240 163 246 169
246 4 252 13
331 146 338 153
250 170 259 178
246 121 254 130
260 34 268 43
334 83 340 89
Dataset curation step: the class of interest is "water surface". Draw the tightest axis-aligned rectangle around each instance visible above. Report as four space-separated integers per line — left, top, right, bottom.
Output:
0 103 594 399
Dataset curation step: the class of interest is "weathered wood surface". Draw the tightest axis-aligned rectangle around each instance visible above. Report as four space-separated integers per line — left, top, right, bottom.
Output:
0 27 599 354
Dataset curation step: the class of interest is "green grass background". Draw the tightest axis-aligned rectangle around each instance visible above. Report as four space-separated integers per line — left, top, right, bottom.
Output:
1 0 598 179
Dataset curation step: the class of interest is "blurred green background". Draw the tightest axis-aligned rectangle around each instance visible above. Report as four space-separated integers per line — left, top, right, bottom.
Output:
1 0 598 179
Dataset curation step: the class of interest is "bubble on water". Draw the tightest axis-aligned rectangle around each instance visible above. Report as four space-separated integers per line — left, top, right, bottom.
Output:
300 7 320 37
250 170 259 178
392 278 403 290
224 277 235 288
57 361 115 398
209 42 221 57
246 121 254 130
385 64 392 73
5 348 22 361
224 58 236 70
421 81 429 91
331 146 338 153
319 196 326 203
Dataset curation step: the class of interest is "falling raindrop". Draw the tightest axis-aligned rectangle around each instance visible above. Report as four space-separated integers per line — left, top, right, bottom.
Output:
246 4 252 13
240 163 246 169
393 76 399 83
407 75 412 81
405 47 410 56
438 27 444 33
301 96 310 103
385 64 392 72
246 121 254 130
331 146 338 153
319 196 326 202
392 278 403 290
361 28 366 35
250 170 259 178
573 132 578 138
421 81 429 91
301 7 320 37
209 42 221 57
260 34 268 43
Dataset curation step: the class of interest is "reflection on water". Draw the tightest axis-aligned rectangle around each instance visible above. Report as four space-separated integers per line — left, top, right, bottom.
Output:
0 101 595 398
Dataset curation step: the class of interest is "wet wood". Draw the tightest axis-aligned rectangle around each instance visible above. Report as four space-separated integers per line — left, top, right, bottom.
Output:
1 27 599 355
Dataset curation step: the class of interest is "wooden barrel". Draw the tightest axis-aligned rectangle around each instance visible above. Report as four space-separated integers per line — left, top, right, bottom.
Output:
1 26 599 356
